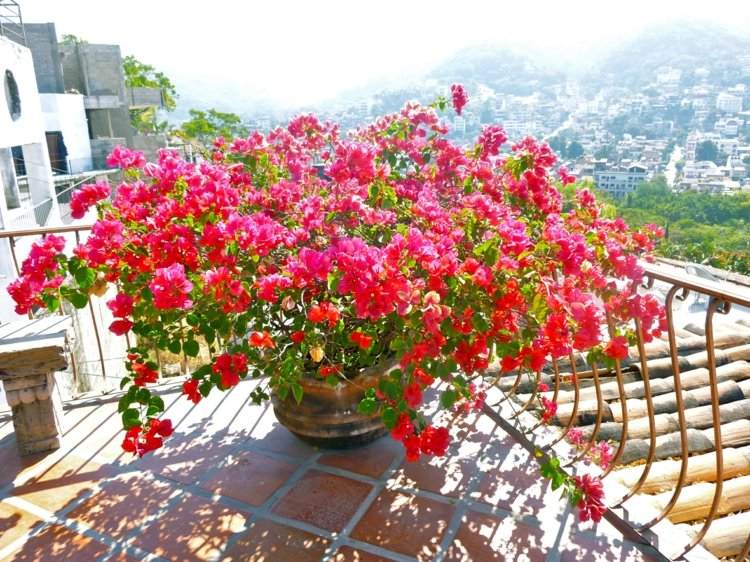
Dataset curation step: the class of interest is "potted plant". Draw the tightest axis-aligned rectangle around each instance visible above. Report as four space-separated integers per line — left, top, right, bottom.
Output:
7 84 664 522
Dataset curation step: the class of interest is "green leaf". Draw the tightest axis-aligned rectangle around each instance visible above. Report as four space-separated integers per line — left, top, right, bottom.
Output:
199 380 212 398
357 397 377 416
291 383 304 404
149 395 165 411
382 407 397 429
40 293 60 312
277 384 289 401
117 395 131 413
168 339 181 354
325 376 339 387
119 377 131 390
122 408 141 429
183 339 199 357
74 267 96 289
69 291 89 309
440 389 457 409
136 388 150 404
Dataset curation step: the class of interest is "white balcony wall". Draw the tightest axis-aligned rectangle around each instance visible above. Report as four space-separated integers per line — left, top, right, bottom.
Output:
40 93 93 174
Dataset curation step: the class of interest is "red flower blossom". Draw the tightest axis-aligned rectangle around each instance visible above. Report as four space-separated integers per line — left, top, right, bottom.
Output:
419 425 450 457
290 331 305 344
603 336 629 361
70 180 111 219
183 379 202 404
404 382 423 408
109 319 133 336
391 413 415 441
573 474 606 523
249 330 275 349
350 331 373 350
107 293 134 318
212 353 247 388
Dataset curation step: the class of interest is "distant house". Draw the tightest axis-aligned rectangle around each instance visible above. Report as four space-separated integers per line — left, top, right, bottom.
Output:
593 163 648 199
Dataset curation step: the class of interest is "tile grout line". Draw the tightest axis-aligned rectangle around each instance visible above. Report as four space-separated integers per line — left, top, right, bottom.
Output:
211 449 325 561
431 423 506 562
317 445 407 561
0 494 170 562
0 387 201 561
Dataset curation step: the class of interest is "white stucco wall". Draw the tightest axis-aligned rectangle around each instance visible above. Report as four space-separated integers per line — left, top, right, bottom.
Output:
40 93 93 174
0 36 46 149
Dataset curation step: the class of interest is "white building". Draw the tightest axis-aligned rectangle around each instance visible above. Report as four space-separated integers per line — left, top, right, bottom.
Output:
716 92 743 114
39 93 92 173
0 32 61 318
593 164 648 199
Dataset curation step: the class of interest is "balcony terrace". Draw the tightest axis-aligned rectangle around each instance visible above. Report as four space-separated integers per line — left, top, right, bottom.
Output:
0 225 748 561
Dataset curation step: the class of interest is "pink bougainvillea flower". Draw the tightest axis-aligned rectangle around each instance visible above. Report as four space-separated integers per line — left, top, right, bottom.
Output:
574 474 606 522
451 84 468 115
603 335 629 361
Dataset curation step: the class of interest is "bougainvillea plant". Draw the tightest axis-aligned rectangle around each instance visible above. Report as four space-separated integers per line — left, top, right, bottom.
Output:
8 85 665 523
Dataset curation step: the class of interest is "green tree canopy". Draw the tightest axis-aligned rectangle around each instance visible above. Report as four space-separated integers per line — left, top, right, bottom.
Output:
566 141 584 160
695 140 718 163
123 55 178 134
176 109 249 146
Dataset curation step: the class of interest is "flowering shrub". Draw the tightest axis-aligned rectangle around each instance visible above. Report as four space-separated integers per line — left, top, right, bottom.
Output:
7 84 664 521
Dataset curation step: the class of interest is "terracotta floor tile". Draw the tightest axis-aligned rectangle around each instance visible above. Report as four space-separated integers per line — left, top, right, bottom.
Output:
137 432 232 485
201 450 297 507
67 472 177 539
560 535 659 562
3 523 110 561
272 469 372 532
0 442 48 490
351 489 454 560
392 456 477 498
0 502 44 552
222 518 329 562
11 453 117 513
107 551 143 562
474 446 550 516
138 491 249 561
331 545 398 561
444 510 546 562
249 410 319 459
318 437 400 478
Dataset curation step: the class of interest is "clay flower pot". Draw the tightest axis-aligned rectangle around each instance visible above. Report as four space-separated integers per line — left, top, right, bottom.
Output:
271 358 398 448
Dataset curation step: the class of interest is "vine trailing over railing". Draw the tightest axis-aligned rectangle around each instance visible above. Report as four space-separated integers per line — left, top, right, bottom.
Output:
6 84 665 524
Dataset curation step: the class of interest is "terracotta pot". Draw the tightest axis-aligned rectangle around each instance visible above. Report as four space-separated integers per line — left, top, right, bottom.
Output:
271 358 397 449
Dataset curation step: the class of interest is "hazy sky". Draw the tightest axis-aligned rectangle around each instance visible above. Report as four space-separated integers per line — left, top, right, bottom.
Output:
19 0 750 108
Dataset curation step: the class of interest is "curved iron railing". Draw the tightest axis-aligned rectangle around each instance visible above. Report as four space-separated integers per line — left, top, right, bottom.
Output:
485 260 750 561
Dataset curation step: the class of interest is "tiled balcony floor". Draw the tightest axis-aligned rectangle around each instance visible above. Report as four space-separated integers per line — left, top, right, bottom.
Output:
0 380 661 562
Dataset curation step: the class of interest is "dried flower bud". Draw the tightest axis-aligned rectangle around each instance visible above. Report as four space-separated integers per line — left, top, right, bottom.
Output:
310 346 325 363
281 295 296 311
90 272 109 297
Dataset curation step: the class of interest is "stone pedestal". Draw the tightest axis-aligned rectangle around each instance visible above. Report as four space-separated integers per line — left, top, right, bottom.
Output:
0 319 70 456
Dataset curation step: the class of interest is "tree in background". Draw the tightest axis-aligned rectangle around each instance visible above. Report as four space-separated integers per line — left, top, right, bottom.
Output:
176 109 249 146
617 175 750 274
123 55 178 134
566 141 584 160
695 140 719 163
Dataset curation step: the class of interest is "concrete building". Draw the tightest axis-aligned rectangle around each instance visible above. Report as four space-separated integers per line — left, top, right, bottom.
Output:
716 92 743 114
7 22 167 169
593 163 648 199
